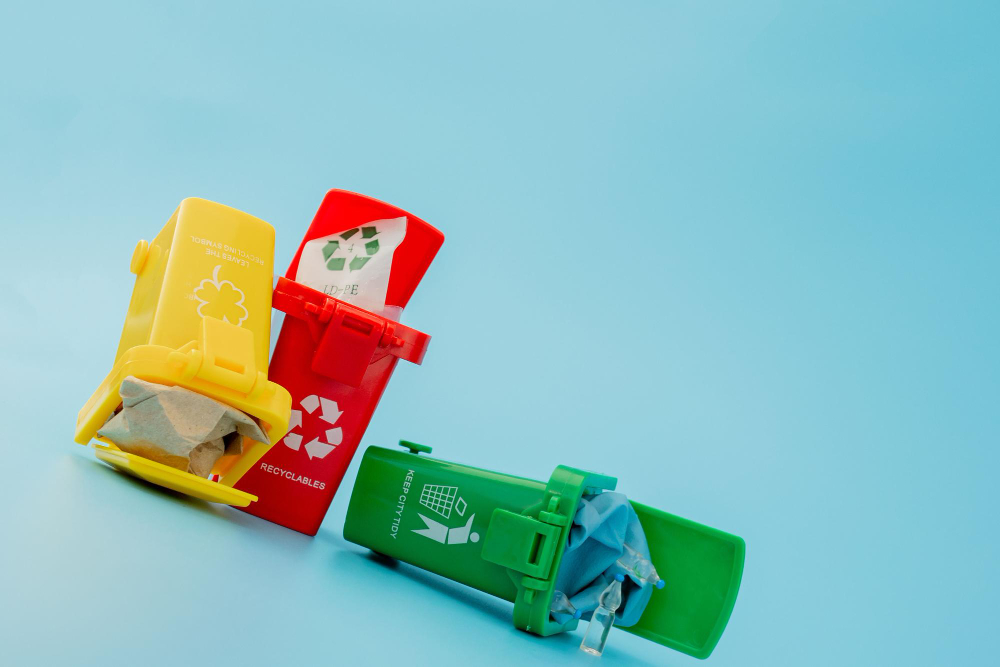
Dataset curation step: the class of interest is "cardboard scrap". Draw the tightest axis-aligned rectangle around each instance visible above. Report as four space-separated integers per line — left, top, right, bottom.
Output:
97 376 268 477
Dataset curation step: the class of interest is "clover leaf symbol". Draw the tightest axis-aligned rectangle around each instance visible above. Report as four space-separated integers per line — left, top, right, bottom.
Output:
193 265 249 325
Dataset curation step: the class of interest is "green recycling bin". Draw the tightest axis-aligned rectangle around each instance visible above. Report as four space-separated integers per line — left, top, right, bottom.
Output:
343 441 746 660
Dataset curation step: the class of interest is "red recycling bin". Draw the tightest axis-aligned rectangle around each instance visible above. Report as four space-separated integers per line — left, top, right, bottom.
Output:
234 190 443 534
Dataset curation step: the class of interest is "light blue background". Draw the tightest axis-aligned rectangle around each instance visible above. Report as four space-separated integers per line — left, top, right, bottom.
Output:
1 2 997 665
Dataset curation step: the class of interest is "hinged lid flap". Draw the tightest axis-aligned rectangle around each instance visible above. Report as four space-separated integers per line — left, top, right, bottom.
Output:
621 501 745 659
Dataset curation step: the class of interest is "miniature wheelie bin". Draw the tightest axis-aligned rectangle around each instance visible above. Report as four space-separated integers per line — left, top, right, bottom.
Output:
344 442 745 660
234 190 444 534
75 198 292 506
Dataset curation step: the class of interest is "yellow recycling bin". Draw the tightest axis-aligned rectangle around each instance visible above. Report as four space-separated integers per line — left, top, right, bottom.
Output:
75 198 292 506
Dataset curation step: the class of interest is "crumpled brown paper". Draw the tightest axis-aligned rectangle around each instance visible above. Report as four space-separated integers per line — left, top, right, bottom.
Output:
97 376 268 477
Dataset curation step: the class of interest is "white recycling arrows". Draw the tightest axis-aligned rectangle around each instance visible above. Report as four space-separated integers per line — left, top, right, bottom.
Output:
319 397 343 425
300 394 320 414
281 394 344 461
284 432 303 451
304 437 336 460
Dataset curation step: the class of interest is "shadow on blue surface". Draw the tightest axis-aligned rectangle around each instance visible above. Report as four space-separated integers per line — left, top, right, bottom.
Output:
77 454 251 518
71 452 312 540
322 534 665 667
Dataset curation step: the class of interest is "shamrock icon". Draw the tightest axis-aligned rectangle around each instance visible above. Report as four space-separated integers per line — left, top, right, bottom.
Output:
193 265 249 325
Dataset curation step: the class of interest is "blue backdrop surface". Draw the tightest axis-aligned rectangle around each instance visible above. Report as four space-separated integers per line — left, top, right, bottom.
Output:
1 2 997 666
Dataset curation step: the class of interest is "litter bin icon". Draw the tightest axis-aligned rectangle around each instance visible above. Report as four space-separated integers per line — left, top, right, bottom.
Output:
344 442 745 660
234 190 443 534
74 198 291 506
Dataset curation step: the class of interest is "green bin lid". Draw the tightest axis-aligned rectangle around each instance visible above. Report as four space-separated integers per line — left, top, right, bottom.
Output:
622 501 745 659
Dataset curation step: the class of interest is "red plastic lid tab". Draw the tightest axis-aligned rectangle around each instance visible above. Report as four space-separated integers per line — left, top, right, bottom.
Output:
272 277 430 388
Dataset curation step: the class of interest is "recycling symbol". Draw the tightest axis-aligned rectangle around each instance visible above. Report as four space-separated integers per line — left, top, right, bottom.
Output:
282 394 343 460
321 225 380 272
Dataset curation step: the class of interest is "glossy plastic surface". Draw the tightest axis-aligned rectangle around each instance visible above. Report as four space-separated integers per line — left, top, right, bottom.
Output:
621 502 745 659
75 198 291 504
344 444 745 659
235 190 443 534
285 189 445 309
344 444 551 601
93 445 258 506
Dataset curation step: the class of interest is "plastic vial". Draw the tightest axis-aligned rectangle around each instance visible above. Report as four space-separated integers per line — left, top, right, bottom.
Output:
580 574 625 656
550 590 582 619
618 543 666 589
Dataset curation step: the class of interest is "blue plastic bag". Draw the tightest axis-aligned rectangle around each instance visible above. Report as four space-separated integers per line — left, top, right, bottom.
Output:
553 491 654 626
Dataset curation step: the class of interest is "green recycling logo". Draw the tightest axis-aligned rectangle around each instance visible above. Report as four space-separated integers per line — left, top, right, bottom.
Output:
321 225 380 272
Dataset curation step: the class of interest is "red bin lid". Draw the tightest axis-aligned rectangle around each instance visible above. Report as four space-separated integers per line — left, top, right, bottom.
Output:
285 189 445 309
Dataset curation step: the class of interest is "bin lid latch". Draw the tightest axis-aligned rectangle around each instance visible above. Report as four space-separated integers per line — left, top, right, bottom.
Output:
481 509 561 581
273 277 432 388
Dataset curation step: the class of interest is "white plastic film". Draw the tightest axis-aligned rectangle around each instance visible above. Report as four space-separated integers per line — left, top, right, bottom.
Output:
294 216 406 315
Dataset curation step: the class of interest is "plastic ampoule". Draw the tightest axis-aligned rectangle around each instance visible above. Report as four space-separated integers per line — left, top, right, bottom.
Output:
550 590 582 619
618 543 665 589
579 573 624 656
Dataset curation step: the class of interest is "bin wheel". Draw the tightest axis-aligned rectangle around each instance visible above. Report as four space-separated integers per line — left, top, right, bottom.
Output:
368 550 398 565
